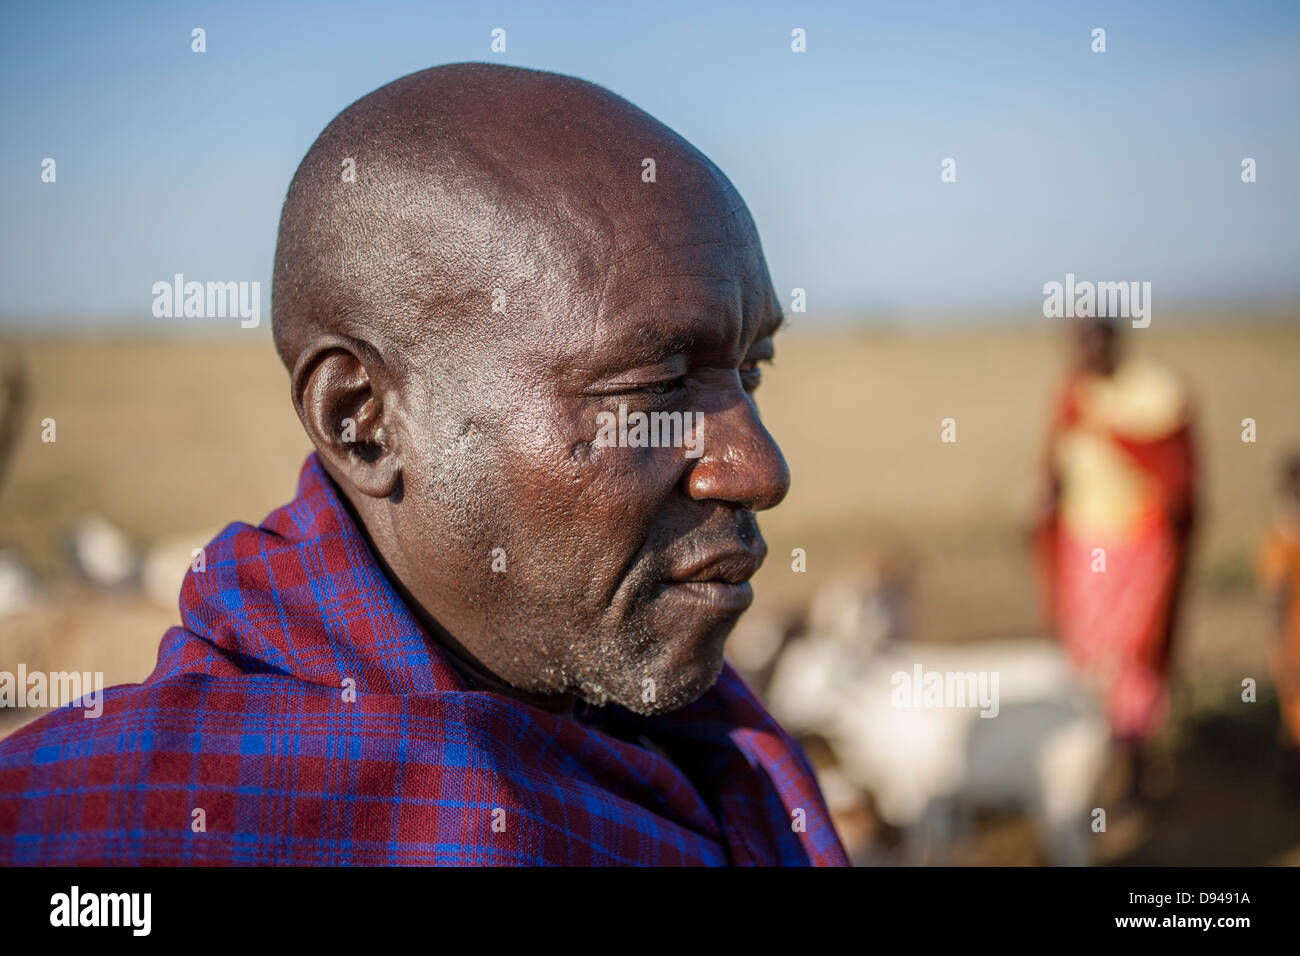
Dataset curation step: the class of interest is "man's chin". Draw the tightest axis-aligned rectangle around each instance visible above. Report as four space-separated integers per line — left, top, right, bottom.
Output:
584 643 728 717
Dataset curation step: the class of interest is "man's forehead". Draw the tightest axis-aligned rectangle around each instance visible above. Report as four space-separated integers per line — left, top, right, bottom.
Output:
578 280 782 366
552 209 779 351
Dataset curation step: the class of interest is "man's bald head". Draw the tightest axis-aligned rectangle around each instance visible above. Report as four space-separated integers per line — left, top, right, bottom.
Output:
272 62 756 377
273 63 788 716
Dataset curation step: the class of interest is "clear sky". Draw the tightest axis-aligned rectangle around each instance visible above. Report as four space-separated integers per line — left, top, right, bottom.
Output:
2 0 1297 330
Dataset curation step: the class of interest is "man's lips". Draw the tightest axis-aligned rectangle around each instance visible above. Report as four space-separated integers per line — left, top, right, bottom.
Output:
659 547 765 612
662 580 754 612
669 546 765 585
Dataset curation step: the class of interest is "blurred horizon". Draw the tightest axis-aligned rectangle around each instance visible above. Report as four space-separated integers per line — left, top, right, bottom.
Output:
3 305 1296 338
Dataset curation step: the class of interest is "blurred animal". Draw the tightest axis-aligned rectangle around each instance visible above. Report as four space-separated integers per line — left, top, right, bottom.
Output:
68 515 138 588
67 514 213 609
766 570 1112 866
0 345 26 493
0 547 37 619
728 553 913 694
0 347 37 620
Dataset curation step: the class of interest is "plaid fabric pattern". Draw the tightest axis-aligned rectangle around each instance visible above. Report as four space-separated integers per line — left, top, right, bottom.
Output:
0 454 847 866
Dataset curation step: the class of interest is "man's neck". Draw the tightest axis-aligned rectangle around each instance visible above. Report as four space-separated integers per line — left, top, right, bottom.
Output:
326 468 581 720
422 617 581 720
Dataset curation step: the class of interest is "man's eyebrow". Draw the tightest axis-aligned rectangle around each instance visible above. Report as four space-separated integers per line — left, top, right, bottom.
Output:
630 323 696 356
603 308 780 365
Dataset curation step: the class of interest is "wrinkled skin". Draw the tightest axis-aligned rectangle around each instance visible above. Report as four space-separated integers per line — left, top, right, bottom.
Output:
273 64 789 716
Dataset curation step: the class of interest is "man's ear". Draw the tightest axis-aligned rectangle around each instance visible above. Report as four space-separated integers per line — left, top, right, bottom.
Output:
291 333 402 499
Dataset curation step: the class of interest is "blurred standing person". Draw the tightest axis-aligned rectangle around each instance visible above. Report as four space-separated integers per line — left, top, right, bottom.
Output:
1257 451 1300 779
1034 314 1198 796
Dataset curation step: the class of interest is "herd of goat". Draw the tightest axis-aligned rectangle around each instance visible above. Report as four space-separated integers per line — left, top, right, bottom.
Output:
731 567 1114 865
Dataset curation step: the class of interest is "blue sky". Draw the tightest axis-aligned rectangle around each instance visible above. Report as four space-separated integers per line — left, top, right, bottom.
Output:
2 0 1297 329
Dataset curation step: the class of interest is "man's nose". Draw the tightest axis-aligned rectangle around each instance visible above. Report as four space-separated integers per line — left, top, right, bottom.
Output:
684 393 790 512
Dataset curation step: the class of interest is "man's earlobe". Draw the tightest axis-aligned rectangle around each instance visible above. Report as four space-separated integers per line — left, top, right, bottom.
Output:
292 336 402 499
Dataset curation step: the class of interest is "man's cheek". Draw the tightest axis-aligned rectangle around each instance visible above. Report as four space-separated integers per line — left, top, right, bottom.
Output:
550 450 679 596
500 423 682 581
587 440 688 498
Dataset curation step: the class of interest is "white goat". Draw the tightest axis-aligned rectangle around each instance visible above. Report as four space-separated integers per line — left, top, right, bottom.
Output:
766 576 1112 866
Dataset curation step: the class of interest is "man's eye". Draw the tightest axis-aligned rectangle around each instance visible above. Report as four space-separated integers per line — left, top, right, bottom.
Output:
637 376 686 396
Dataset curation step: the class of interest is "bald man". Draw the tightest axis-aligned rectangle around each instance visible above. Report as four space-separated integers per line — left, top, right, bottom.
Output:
0 63 847 866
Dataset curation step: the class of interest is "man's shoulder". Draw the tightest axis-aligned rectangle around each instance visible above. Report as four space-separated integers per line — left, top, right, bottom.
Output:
0 669 607 864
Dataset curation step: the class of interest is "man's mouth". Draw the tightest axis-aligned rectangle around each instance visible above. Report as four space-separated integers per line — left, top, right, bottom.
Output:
659 546 765 613
661 579 755 612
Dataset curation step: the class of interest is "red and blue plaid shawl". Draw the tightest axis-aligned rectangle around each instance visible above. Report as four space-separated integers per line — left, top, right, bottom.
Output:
0 455 847 866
